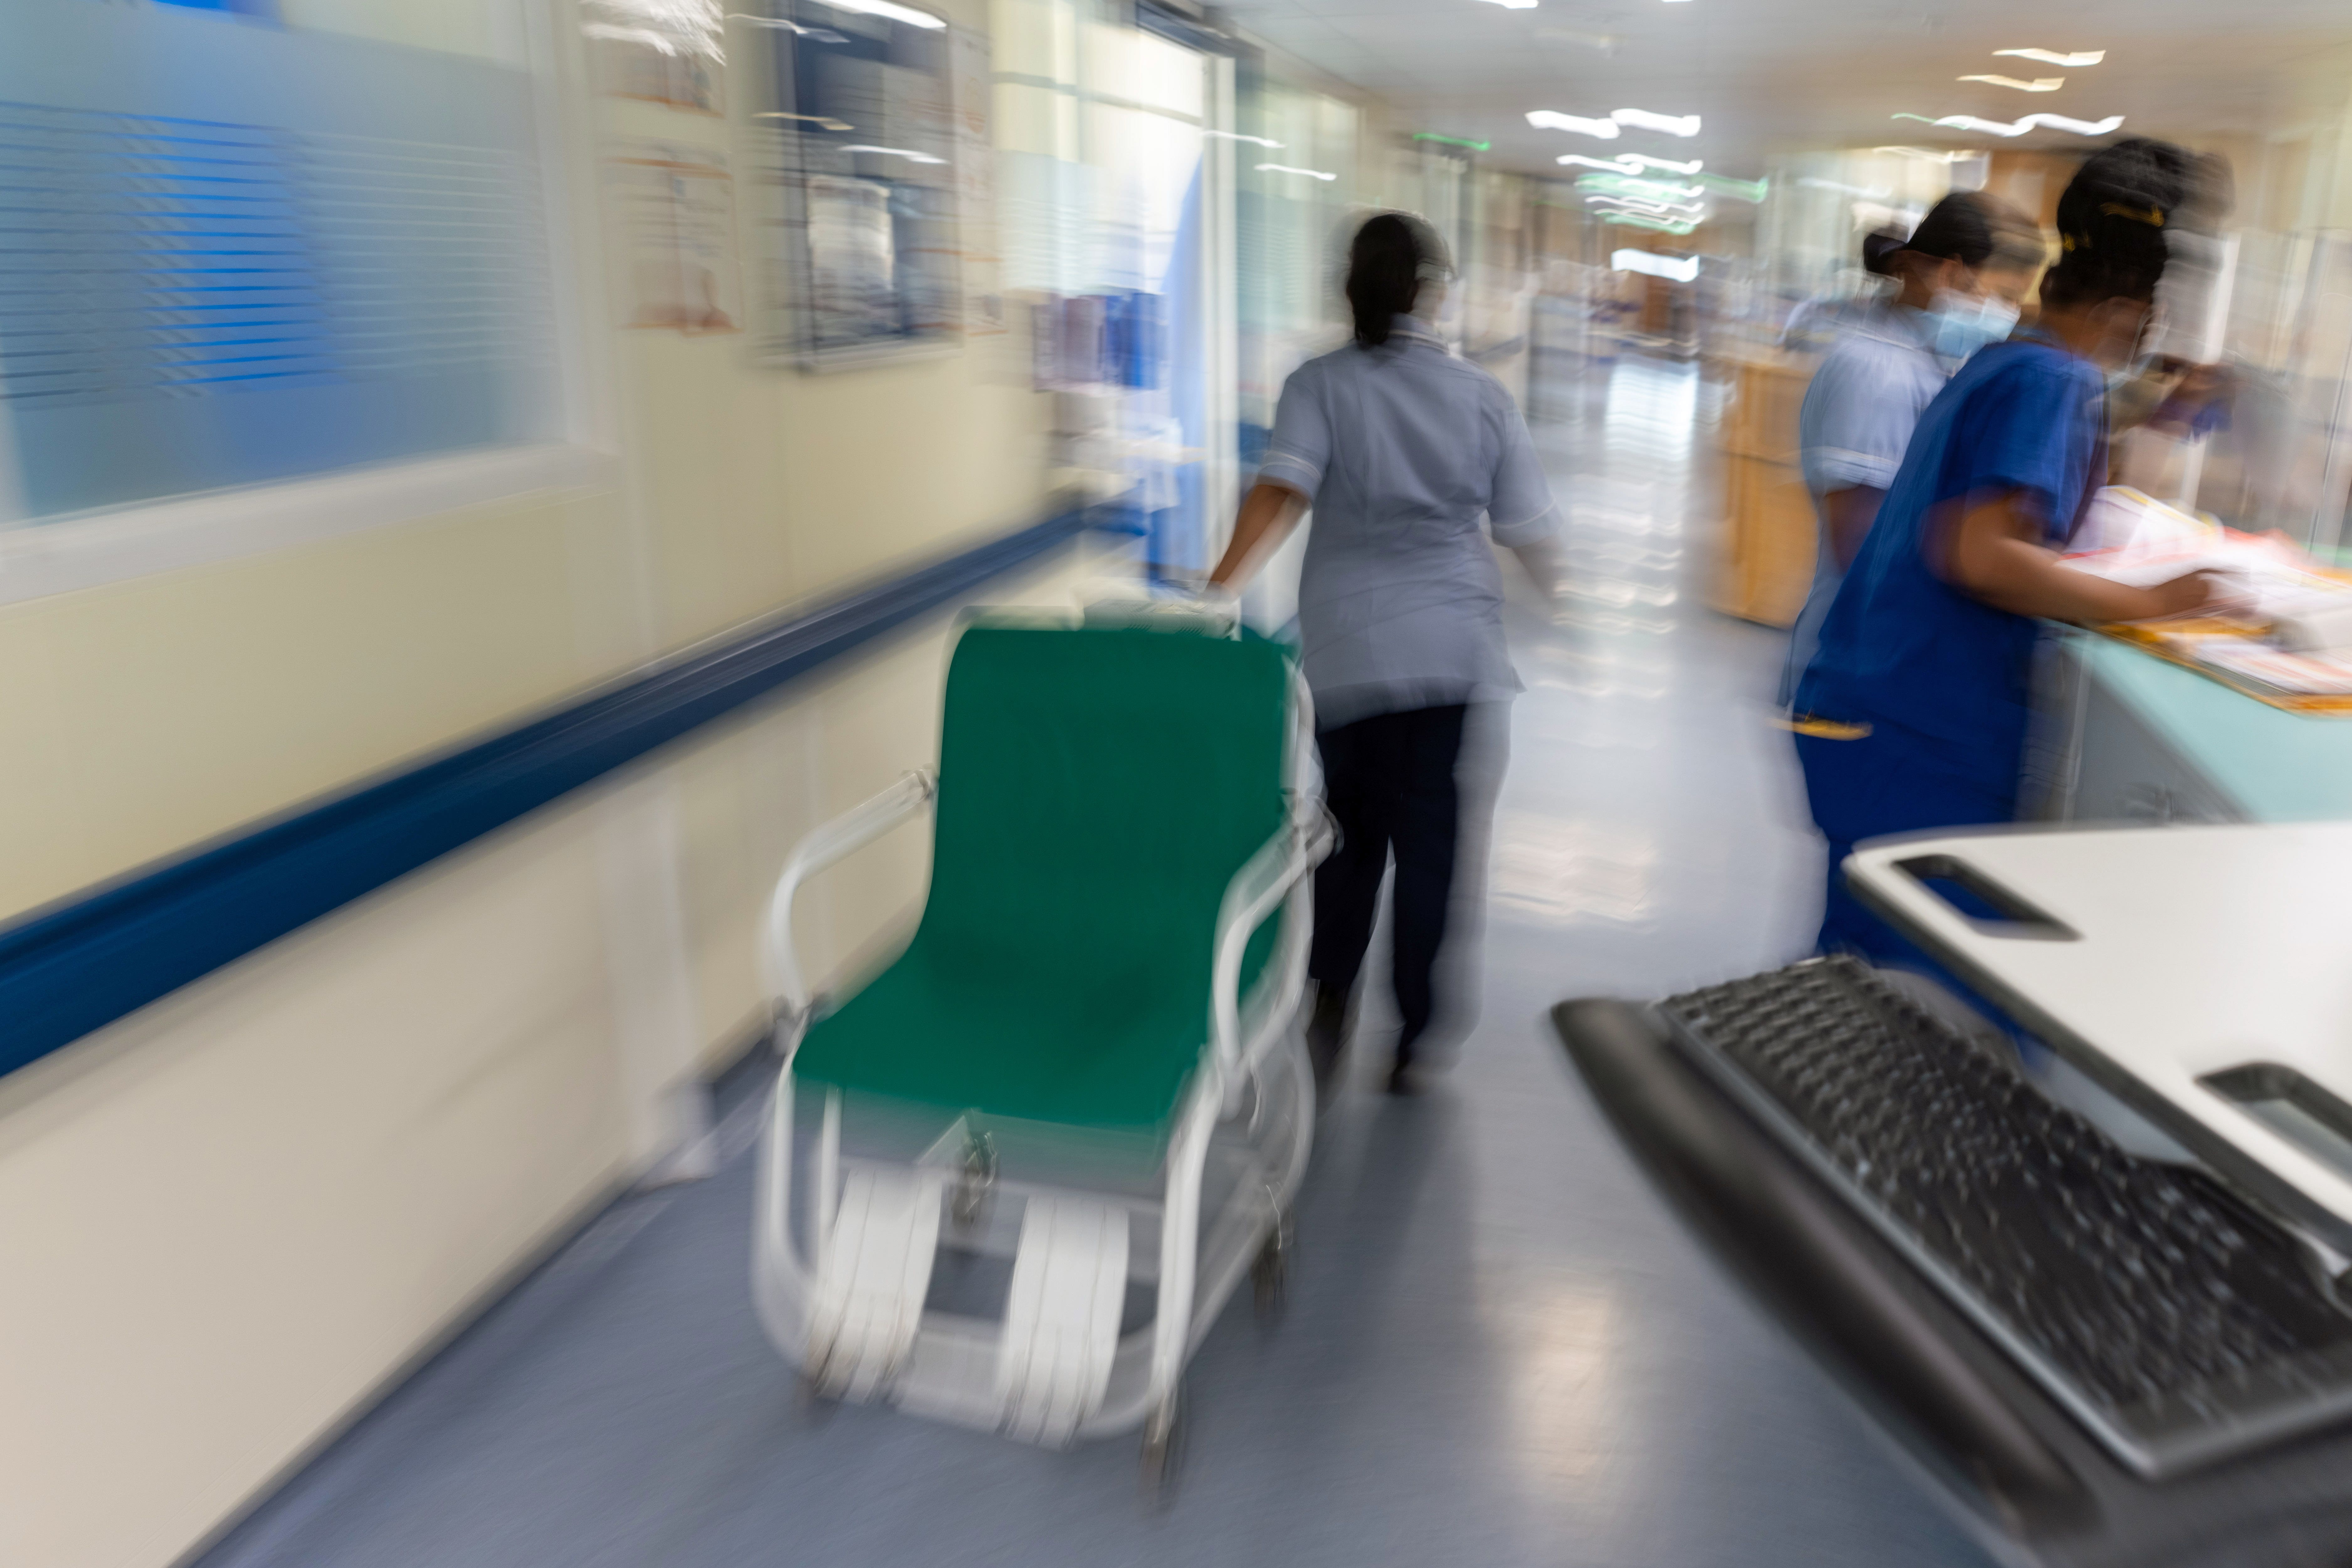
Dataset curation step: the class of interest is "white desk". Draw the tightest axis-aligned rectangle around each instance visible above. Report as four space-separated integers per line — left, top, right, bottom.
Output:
1846 822 2352 1253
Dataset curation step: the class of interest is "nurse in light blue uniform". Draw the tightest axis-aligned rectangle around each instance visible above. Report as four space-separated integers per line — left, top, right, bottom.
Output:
1780 193 2045 702
1792 141 2219 965
1209 212 1563 1094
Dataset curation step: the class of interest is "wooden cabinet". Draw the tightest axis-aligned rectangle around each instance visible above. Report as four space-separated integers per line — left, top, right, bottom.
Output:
1712 350 1819 628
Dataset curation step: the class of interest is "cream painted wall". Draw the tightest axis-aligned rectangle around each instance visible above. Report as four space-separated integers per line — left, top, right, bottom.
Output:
0 544 1096 1568
0 488 628 920
0 796 634 1568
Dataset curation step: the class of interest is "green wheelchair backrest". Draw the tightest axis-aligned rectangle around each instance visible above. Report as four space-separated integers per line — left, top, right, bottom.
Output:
916 620 1295 1004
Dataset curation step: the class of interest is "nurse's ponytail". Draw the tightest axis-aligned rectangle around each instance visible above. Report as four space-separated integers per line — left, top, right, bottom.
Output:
1346 212 1452 348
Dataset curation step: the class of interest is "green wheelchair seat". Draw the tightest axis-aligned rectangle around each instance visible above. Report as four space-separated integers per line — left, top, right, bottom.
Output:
792 621 1296 1130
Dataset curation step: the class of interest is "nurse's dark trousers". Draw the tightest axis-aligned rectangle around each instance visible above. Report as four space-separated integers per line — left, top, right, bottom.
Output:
1309 704 1467 1062
1794 723 2016 967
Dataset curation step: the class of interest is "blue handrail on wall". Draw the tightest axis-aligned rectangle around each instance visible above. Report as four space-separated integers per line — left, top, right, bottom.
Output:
0 505 1096 1081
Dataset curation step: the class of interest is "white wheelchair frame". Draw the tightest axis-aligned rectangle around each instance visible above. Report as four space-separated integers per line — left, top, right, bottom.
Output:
750 654 1327 1492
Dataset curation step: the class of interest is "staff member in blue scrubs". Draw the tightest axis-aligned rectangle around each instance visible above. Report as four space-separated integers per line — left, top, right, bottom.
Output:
1792 140 2217 963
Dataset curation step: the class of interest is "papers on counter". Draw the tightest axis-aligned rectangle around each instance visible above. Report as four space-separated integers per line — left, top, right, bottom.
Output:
2062 490 2344 622
2062 488 2352 700
2154 636 2352 697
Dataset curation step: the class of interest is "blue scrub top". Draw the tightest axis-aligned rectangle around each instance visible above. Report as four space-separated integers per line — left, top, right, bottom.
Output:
1793 335 2106 789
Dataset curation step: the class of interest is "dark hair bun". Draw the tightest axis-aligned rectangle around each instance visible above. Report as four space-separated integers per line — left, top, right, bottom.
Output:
1860 225 1907 277
1345 212 1452 349
2044 137 2195 307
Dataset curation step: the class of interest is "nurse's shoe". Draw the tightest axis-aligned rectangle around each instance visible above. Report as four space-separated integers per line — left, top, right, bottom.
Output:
1306 983 1352 1101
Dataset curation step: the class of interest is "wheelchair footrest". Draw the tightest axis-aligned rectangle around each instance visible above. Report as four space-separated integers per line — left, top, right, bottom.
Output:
995 1197 1130 1446
808 1166 945 1402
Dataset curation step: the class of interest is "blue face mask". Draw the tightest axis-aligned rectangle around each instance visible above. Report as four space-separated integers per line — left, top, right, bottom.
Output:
1928 290 2020 363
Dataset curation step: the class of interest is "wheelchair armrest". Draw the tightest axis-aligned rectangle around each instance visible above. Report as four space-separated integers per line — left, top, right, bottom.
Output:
762 769 937 1039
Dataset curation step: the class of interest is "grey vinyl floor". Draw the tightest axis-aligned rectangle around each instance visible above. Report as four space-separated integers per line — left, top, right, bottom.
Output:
194 351 1993 1568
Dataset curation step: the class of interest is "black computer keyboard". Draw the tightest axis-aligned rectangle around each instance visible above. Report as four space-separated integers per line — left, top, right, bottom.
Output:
1661 956 2352 1477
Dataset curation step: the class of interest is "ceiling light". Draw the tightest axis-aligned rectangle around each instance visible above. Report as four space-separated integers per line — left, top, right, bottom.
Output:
1578 172 1704 199
1528 110 1620 139
1619 153 1703 174
1560 152 1705 176
1611 107 1701 136
1604 213 1698 235
1892 111 2123 137
1994 47 2104 67
1614 250 1700 282
842 144 946 162
1471 0 1540 9
1529 108 1701 140
1256 162 1338 181
1589 195 1708 220
1415 132 1493 150
813 0 946 28
1959 74 2063 92
1206 130 1283 148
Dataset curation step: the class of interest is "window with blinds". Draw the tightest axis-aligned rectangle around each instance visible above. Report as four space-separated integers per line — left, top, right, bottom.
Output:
0 1 561 521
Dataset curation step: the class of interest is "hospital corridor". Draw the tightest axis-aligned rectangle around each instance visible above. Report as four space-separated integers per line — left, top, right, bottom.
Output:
11 3 2352 1568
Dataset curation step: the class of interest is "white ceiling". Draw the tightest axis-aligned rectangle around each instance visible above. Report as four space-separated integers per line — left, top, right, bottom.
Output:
1216 0 2352 177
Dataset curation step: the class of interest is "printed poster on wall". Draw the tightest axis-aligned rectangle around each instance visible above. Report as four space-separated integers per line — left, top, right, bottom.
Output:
607 143 742 336
949 24 1003 342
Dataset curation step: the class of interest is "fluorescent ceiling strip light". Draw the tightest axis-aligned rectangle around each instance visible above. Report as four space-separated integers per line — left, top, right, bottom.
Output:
1892 111 2123 137
1995 47 2104 67
1530 108 1702 140
1206 130 1283 147
1959 74 2064 92
1256 162 1338 181
1611 107 1700 136
1560 153 1704 175
1577 172 1705 199
1562 152 1707 175
1472 0 1540 9
813 0 946 28
1613 249 1700 281
1528 110 1619 138
1604 213 1698 234
1618 153 1703 174
1588 195 1708 220
841 143 946 162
